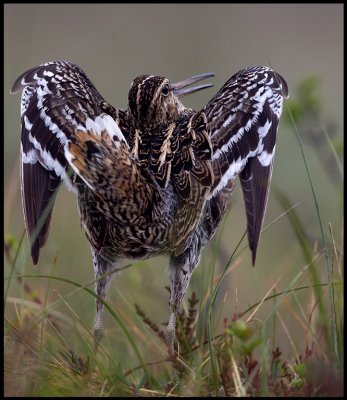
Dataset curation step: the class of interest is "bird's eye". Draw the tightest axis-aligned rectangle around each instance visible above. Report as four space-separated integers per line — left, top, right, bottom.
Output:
161 84 170 96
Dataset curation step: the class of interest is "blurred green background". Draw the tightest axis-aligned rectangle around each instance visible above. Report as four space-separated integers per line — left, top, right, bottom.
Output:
4 4 343 359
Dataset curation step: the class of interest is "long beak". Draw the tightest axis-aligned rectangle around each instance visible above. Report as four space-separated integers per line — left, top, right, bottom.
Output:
172 72 215 97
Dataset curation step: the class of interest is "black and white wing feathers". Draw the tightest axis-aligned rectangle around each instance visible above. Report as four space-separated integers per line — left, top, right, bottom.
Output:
203 66 288 264
11 60 128 264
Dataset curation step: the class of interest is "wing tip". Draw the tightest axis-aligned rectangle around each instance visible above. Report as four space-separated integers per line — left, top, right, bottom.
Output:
251 245 257 266
28 219 52 266
276 72 289 99
10 77 25 95
31 246 39 265
28 220 52 266
10 65 39 94
247 230 258 266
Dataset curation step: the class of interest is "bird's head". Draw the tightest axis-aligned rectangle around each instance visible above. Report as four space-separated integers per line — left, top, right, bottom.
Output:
127 73 214 129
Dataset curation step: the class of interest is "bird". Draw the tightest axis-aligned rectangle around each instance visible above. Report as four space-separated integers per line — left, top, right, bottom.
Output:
11 60 288 356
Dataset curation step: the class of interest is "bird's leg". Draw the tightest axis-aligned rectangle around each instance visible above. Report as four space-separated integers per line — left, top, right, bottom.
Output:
166 304 177 357
166 246 201 357
91 248 117 351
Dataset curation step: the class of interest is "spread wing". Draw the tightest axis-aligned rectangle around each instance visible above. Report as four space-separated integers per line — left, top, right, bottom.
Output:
11 60 128 264
203 66 288 264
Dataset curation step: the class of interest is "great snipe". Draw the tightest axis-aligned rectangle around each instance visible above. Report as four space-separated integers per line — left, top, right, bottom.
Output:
11 61 288 355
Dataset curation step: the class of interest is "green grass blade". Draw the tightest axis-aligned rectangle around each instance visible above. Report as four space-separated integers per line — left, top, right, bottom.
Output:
4 230 26 311
207 230 247 379
322 126 343 180
285 101 338 359
7 272 151 381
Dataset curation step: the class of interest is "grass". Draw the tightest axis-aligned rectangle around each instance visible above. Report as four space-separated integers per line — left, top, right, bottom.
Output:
4 233 343 396
4 78 344 396
4 215 344 396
